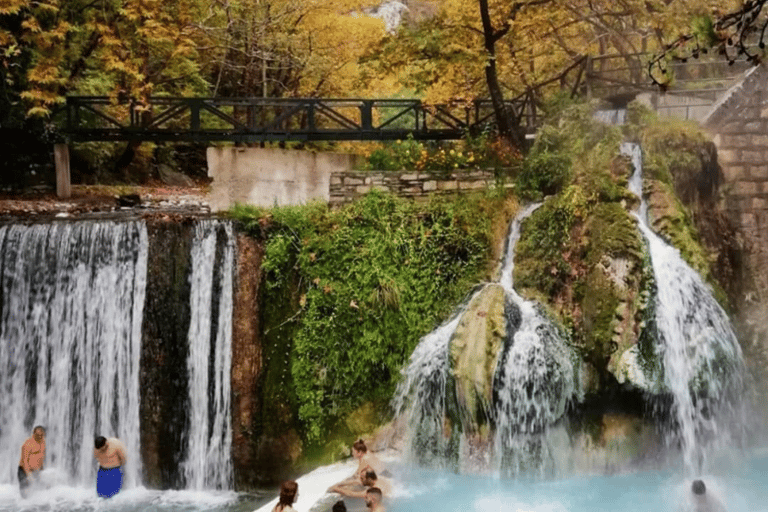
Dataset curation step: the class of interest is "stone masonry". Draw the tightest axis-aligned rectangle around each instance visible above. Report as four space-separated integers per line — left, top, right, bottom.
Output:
705 64 768 299
329 169 509 206
704 63 768 415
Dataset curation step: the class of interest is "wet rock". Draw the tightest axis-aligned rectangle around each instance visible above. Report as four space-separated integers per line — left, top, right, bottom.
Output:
117 193 142 207
158 164 196 188
449 284 510 433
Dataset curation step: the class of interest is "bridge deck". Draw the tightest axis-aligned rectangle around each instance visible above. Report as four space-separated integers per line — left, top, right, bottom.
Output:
59 96 538 143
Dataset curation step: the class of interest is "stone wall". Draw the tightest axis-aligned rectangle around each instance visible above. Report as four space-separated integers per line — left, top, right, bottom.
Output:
329 169 507 206
705 65 768 300
704 63 768 424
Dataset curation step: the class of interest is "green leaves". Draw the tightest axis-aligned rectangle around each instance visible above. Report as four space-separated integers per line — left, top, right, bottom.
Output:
232 191 506 445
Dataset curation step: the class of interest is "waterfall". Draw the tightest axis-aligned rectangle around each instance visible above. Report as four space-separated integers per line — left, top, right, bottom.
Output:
393 205 575 475
392 307 470 467
492 205 575 476
622 142 744 473
183 220 235 490
0 217 237 493
0 220 147 487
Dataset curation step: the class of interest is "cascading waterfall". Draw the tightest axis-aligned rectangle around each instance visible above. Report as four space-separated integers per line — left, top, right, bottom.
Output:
492 205 575 475
183 220 235 490
0 217 237 495
0 221 147 487
622 142 744 473
393 205 575 475
391 306 471 467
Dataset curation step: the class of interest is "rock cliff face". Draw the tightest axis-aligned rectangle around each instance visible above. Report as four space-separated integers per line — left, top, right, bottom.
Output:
141 220 195 489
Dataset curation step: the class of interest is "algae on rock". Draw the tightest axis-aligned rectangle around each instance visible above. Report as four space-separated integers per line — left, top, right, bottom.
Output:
448 284 514 435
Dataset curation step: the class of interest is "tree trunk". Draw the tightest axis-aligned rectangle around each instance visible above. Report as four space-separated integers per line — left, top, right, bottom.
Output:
478 0 525 149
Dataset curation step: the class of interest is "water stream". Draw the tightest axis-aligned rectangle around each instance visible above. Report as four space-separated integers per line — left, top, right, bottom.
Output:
393 204 575 476
622 142 745 474
0 218 247 511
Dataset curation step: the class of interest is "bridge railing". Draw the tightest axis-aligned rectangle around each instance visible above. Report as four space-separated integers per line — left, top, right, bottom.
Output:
60 96 538 143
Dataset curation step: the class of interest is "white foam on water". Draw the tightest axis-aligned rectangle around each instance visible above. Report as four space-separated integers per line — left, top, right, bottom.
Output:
253 459 358 512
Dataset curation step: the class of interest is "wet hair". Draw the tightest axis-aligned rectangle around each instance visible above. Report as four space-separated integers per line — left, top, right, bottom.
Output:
692 479 706 495
366 487 383 502
278 480 298 507
94 436 107 449
33 426 45 434
363 469 377 483
332 500 347 512
353 439 367 454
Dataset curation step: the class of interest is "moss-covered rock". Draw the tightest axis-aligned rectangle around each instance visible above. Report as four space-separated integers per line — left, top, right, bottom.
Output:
448 284 512 434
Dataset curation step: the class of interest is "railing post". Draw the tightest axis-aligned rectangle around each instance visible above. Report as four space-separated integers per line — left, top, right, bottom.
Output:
191 99 200 131
360 100 373 130
54 143 71 199
307 100 316 131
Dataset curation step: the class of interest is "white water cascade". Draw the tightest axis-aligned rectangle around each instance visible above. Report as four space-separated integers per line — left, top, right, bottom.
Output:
0 221 148 487
183 220 235 490
393 205 575 475
492 205 575 475
622 142 744 473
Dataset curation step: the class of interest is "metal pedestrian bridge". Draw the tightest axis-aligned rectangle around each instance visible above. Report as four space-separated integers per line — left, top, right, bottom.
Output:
57 96 539 143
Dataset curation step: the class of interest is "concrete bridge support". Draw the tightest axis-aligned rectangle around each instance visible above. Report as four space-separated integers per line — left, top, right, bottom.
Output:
54 143 71 199
206 147 362 211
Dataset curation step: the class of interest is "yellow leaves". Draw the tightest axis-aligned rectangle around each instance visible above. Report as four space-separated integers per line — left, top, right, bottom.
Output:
0 0 26 16
21 18 41 33
27 60 64 85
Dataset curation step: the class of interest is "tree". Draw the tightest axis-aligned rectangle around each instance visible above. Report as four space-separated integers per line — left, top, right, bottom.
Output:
649 0 768 87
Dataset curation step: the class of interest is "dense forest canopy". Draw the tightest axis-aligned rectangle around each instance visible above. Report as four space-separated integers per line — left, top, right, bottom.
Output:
0 0 760 175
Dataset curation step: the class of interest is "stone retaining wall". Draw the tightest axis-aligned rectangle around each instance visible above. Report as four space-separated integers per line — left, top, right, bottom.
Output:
329 169 509 206
705 65 768 298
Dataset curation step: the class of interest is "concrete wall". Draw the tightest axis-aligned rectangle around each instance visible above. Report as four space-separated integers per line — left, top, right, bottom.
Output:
206 147 361 211
207 147 510 210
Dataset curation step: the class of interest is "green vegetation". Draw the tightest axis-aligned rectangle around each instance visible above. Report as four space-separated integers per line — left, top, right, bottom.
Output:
230 191 517 446
513 102 648 377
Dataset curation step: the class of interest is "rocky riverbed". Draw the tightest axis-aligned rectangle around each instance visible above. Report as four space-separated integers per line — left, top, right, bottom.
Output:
0 185 212 221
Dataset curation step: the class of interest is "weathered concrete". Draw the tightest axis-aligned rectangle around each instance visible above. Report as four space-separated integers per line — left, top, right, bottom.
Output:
206 147 360 211
54 144 71 199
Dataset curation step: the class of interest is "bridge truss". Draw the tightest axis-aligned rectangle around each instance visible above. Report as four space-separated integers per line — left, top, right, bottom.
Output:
58 96 539 143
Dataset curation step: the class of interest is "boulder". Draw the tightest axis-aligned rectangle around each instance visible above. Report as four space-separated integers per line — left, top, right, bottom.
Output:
158 164 196 188
449 284 511 433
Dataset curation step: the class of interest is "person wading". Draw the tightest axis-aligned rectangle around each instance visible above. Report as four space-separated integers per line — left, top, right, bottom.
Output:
272 480 299 512
93 435 127 498
18 426 46 498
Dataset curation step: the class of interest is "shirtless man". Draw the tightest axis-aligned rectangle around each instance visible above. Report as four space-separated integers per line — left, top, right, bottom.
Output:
330 469 391 499
93 435 127 498
18 426 46 498
365 487 385 512
352 439 384 475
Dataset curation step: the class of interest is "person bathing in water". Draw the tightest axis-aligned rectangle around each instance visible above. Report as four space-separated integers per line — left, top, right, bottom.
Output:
18 426 46 498
94 435 127 498
365 487 385 512
330 468 391 499
272 480 299 512
352 439 385 475
688 479 728 512
331 438 388 494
